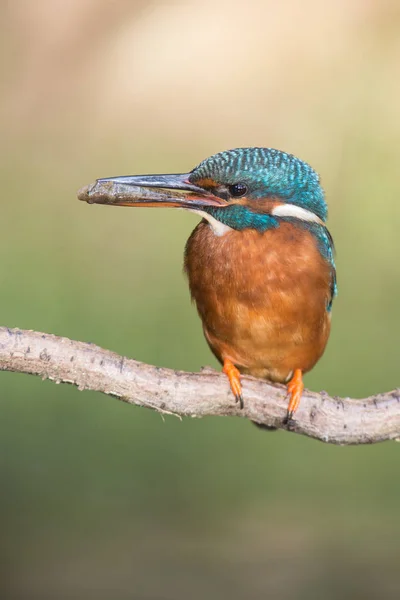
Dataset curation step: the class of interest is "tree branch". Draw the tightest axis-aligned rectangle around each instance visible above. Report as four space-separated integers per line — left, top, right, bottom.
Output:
0 327 398 444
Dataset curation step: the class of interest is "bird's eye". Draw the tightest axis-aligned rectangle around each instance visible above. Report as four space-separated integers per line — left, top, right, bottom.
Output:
228 183 248 198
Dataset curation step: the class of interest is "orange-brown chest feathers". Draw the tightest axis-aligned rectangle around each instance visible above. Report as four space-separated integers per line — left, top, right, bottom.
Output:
184 220 333 383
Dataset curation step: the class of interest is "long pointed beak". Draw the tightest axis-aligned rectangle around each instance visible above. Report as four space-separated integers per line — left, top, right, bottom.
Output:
77 173 225 209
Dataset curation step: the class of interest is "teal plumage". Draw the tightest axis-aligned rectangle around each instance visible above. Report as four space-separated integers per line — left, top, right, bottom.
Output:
190 147 327 219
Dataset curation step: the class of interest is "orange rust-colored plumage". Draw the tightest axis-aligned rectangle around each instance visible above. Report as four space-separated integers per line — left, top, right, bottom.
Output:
184 221 332 385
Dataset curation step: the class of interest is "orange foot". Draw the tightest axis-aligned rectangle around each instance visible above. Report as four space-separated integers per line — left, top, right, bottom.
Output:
285 368 304 424
223 358 243 409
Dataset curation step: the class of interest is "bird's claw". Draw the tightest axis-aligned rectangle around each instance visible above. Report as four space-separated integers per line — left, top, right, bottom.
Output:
235 393 244 410
283 411 296 429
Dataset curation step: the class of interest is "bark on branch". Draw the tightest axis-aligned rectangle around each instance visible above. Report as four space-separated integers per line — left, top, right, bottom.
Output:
0 327 399 444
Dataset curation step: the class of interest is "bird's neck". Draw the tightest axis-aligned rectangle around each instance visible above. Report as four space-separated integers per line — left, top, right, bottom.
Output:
203 205 279 233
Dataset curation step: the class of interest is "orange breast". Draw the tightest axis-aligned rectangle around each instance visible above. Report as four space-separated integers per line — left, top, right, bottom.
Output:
184 220 333 383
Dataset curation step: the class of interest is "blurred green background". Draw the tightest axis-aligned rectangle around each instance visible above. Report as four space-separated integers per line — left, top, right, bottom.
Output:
1 1 399 598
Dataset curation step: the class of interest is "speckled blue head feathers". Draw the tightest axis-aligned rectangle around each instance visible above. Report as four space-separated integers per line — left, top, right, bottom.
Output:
189 147 327 221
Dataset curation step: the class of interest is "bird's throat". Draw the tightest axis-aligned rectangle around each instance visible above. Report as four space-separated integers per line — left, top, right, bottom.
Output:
189 210 233 236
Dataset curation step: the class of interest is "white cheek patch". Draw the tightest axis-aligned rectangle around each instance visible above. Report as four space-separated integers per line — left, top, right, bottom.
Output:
272 204 323 225
188 209 233 237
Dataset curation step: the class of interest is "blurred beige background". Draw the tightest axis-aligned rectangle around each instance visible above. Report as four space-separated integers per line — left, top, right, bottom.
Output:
1 1 399 599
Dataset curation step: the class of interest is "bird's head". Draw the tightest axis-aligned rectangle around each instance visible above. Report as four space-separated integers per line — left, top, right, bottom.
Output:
79 148 327 235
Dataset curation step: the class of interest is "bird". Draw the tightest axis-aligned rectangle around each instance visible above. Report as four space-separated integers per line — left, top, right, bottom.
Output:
79 147 337 425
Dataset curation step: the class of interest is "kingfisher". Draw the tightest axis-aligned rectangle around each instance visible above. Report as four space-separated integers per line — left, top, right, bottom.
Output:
79 147 337 424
